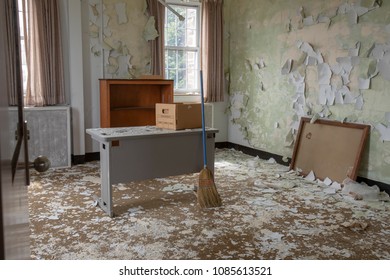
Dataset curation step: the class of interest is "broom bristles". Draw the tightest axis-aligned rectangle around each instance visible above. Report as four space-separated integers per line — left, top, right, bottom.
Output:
197 167 222 208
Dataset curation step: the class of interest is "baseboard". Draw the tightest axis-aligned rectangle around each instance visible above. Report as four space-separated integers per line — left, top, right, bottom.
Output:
85 152 100 162
77 143 390 195
72 153 100 165
215 142 291 166
72 155 86 165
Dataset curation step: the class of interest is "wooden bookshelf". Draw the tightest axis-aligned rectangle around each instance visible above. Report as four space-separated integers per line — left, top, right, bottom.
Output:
99 79 174 128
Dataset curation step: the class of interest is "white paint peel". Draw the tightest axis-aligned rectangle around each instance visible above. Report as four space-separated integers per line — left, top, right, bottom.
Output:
305 170 316 181
115 2 128 24
144 16 159 41
342 178 390 202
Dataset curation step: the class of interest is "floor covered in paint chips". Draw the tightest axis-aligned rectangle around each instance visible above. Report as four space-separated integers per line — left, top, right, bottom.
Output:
28 149 390 260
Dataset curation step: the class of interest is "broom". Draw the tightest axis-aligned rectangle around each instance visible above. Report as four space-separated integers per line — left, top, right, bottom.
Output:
197 70 222 208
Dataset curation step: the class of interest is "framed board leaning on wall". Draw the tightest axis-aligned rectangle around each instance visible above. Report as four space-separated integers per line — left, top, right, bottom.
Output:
290 117 370 184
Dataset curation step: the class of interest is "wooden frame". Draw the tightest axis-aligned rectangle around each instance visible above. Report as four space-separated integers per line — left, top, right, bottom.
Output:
99 79 174 128
290 117 370 183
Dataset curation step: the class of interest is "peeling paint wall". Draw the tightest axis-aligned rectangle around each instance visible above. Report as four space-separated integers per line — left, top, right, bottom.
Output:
82 0 228 152
88 0 151 79
83 0 153 153
224 0 390 184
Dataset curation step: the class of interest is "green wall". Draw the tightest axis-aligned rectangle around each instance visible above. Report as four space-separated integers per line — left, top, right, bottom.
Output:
224 0 390 184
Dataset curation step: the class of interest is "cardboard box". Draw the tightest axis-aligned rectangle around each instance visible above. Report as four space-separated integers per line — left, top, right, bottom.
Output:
156 103 202 130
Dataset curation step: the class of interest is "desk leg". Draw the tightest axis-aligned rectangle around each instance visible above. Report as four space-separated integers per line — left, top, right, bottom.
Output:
94 142 114 217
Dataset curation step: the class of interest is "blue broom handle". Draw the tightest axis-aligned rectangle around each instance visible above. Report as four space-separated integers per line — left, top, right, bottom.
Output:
200 70 207 167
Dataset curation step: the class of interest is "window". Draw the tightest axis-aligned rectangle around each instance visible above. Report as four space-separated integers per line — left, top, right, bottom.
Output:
164 2 200 95
18 0 27 93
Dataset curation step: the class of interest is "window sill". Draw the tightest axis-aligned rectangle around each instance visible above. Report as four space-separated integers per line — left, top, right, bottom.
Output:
174 93 200 96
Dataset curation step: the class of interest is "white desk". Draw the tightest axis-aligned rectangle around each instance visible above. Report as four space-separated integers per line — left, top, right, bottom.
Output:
86 126 218 217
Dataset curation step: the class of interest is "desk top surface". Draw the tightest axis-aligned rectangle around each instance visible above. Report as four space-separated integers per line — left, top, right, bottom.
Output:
86 126 218 142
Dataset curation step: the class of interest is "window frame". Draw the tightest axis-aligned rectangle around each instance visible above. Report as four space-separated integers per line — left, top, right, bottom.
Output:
164 0 201 96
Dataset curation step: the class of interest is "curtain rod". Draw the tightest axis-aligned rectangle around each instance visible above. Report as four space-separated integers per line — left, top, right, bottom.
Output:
157 0 185 21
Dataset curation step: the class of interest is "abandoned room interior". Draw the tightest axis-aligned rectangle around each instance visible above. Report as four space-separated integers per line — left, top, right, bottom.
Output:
1 0 390 262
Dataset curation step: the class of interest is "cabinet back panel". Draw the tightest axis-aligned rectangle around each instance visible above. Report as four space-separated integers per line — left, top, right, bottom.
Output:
110 109 156 127
110 85 165 108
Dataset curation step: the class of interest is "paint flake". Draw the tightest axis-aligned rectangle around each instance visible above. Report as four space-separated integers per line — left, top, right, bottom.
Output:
355 95 364 110
281 59 292 75
348 42 361 57
305 170 316 181
377 53 390 81
358 77 370 90
144 16 159 41
342 179 390 201
385 112 390 123
375 123 390 142
318 63 332 85
115 2 128 24
323 177 333 186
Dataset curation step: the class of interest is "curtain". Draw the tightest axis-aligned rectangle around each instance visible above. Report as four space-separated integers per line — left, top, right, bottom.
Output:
146 0 165 77
201 0 224 102
24 0 65 106
4 0 21 106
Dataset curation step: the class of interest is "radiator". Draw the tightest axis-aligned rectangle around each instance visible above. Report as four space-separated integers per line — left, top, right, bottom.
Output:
9 106 71 168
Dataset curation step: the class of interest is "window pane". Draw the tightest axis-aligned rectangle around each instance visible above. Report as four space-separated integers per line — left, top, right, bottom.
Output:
186 29 196 47
18 0 27 93
167 69 176 81
187 51 197 69
187 69 197 89
176 27 185 47
164 4 200 94
176 7 186 28
177 70 186 89
166 50 176 69
165 15 176 46
186 8 197 29
178 51 186 69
